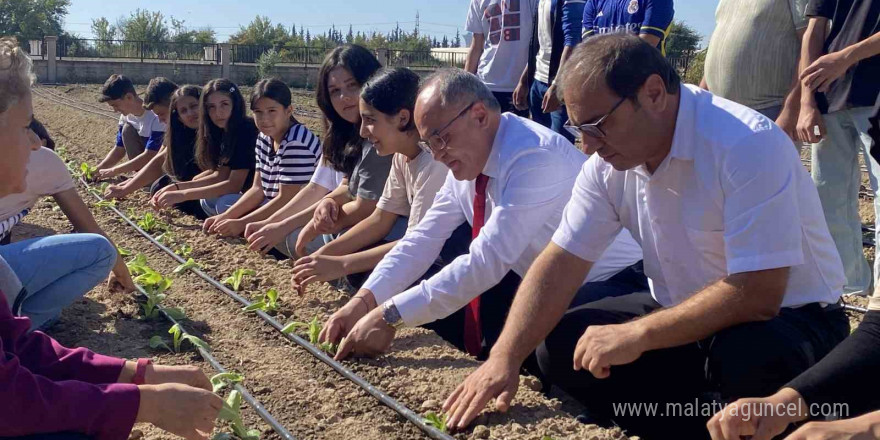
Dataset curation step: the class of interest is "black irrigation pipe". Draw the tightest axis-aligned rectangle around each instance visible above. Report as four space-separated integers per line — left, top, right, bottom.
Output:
37 86 121 116
75 179 454 440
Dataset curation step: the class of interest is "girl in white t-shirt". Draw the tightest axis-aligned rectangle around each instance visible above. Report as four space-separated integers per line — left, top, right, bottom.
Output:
290 67 451 292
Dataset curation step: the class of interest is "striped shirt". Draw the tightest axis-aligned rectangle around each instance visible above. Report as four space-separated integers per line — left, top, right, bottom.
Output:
255 123 322 199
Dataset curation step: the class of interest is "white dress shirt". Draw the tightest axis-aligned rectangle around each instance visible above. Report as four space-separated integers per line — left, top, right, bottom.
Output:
363 114 644 327
552 85 845 308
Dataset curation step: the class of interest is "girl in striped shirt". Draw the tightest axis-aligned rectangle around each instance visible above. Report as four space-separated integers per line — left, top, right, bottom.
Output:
203 79 321 237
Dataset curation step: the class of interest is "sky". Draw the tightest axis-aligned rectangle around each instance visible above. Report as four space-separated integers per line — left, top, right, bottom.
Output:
63 0 720 46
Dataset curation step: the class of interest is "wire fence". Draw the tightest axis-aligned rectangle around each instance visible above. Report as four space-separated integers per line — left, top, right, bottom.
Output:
55 39 220 63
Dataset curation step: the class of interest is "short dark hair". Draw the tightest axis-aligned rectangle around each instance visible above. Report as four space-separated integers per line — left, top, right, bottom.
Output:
99 74 137 102
558 34 680 102
360 67 421 131
144 77 179 109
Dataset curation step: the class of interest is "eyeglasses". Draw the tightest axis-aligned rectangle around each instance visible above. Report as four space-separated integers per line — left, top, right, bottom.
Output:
418 101 477 156
563 96 627 140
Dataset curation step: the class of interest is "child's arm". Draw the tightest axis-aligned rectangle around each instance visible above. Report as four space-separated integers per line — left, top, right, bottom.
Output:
105 149 168 199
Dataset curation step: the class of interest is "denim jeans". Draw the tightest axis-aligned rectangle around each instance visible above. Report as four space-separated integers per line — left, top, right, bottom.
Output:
200 193 244 217
0 234 116 330
529 80 575 143
811 106 879 295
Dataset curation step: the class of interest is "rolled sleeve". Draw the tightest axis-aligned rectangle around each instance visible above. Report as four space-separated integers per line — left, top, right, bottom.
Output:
721 131 805 274
563 1 586 46
364 175 466 305
805 0 834 19
395 152 580 327
789 0 810 29
465 0 485 34
552 157 622 262
144 132 164 151
115 125 124 148
640 0 675 40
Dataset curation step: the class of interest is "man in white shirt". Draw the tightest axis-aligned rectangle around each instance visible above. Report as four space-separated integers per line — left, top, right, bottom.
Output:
443 35 850 438
465 0 535 116
319 68 644 365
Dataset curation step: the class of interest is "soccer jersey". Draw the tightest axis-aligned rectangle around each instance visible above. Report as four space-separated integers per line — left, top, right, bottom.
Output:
582 0 674 54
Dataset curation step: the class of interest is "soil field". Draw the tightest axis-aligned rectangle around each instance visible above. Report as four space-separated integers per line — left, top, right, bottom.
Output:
23 84 630 440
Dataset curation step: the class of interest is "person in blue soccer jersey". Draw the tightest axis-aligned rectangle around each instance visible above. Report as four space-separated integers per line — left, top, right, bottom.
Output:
582 0 674 54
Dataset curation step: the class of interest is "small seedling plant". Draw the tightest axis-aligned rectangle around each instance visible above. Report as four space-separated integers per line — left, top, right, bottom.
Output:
423 412 448 433
223 269 256 291
210 372 244 393
281 316 338 354
156 231 175 246
127 254 185 320
89 182 110 197
116 245 132 257
176 243 193 259
150 323 210 353
95 199 117 208
173 258 200 275
242 289 279 313
137 212 166 234
215 390 261 440
79 162 97 181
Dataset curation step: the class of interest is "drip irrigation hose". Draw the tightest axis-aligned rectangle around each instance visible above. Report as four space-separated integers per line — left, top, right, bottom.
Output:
77 179 454 440
139 286 296 440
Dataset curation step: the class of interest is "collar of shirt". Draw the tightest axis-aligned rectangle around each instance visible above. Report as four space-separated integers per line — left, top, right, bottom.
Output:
481 114 510 179
632 88 697 180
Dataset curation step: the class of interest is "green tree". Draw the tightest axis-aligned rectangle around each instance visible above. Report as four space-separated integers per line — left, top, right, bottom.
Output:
665 20 701 60
118 9 170 42
229 16 290 47
91 17 117 40
0 0 70 41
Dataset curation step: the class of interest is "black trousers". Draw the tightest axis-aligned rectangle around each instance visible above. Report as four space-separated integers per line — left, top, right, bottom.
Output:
492 91 529 117
150 175 208 220
536 291 850 439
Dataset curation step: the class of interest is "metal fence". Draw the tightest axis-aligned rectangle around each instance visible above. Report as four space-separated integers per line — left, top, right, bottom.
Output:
56 39 220 63
230 44 330 65
385 49 467 68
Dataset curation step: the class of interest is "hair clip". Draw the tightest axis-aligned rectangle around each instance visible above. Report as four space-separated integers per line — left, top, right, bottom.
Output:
229 86 236 93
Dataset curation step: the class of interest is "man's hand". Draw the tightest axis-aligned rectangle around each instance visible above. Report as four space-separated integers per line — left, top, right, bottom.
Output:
144 364 213 391
785 414 880 440
443 356 521 430
136 383 223 440
210 218 246 237
707 388 806 440
319 294 375 345
776 104 801 142
512 81 529 112
313 198 340 233
294 220 320 257
246 221 288 254
797 103 827 144
104 183 129 200
107 268 137 294
152 190 186 210
801 50 854 94
572 321 647 378
291 254 349 295
334 306 396 360
542 84 561 114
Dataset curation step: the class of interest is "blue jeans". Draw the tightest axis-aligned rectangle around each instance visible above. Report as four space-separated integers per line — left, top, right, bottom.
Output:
811 106 879 295
0 234 116 330
529 80 575 143
200 193 244 217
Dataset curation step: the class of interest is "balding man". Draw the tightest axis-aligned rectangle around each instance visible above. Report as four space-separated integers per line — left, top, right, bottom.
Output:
443 35 849 437
318 68 644 363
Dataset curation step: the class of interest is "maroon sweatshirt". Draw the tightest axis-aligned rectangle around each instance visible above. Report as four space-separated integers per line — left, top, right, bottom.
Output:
0 291 139 439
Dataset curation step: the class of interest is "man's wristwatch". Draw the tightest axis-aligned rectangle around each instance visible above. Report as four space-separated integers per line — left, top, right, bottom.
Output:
382 300 406 330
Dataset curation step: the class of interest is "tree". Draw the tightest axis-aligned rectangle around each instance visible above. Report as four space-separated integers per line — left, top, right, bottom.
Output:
346 25 354 44
665 20 701 60
118 9 170 42
229 16 290 47
0 0 70 41
454 29 461 47
91 17 117 41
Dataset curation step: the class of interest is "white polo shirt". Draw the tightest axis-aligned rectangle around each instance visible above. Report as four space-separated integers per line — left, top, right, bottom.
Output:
364 113 644 327
553 85 845 308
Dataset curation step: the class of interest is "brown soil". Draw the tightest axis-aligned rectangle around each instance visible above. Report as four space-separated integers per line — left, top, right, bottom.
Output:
24 85 629 440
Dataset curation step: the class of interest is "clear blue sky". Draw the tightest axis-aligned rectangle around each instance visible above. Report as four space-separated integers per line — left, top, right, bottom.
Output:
64 0 719 46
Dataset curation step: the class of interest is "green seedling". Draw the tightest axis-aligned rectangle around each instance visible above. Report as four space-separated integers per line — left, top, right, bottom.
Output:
89 182 110 197
424 412 448 433
176 243 193 259
210 372 244 393
217 390 261 440
126 253 149 275
156 231 175 246
243 289 279 313
116 245 132 257
173 258 200 275
281 315 338 354
127 207 137 219
79 162 97 180
137 212 165 234
95 199 117 208
223 269 256 291
151 323 210 353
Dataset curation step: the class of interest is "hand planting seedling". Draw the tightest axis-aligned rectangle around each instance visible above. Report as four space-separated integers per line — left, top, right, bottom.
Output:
210 372 245 393
173 258 200 275
424 412 448 433
149 323 210 353
79 162 97 181
281 316 338 354
223 268 256 291
216 390 261 440
176 243 193 259
242 289 279 313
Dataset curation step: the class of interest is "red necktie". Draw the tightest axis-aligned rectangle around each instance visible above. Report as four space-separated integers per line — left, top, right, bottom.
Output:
464 173 490 356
